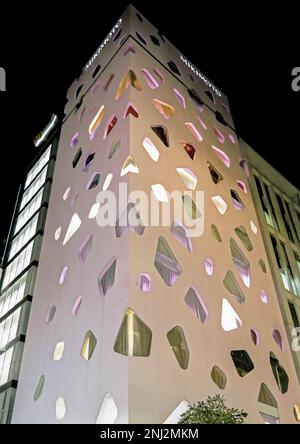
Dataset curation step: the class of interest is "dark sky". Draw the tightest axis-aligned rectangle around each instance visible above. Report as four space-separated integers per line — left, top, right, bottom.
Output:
0 1 299 257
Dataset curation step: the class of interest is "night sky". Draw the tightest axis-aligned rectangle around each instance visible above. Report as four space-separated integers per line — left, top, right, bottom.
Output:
0 1 299 257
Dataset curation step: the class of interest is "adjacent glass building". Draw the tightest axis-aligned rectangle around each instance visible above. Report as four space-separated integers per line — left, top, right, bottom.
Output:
0 123 58 423
0 5 299 424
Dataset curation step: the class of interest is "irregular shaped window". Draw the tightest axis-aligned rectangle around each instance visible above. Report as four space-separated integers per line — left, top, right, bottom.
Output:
45 305 56 324
103 173 113 191
143 137 160 162
152 184 168 203
78 234 93 263
151 125 169 147
81 330 97 360
236 180 247 194
138 273 151 293
182 194 201 219
211 195 228 215
167 61 181 76
86 172 101 190
53 342 65 361
230 238 250 287
72 147 82 169
152 99 175 120
184 287 208 323
185 122 203 143
72 295 83 317
223 271 245 304
115 70 142 100
270 352 289 394
170 220 193 252
121 156 139 176
89 105 105 140
142 69 159 89
180 140 195 159
98 257 117 297
96 393 118 424
173 88 186 108
207 162 223 184
257 383 279 424
235 226 253 251
230 189 245 210
56 397 66 421
63 213 81 246
115 202 145 238
176 168 197 190
154 236 182 286
187 88 204 112
167 326 189 369
211 224 222 243
108 139 121 159
211 145 230 167
231 350 254 377
211 366 227 389
204 258 214 276
250 329 260 346
113 308 152 356
123 102 139 118
34 375 45 401
221 298 242 332
103 115 118 140
272 329 284 351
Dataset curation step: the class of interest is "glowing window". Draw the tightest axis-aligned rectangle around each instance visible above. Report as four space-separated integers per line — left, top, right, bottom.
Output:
89 203 100 219
153 68 164 83
180 140 195 160
63 213 81 246
214 128 225 144
211 145 230 167
259 290 268 304
185 122 203 142
53 342 65 361
176 168 197 190
151 184 168 203
142 69 159 89
103 115 117 140
103 173 113 191
59 266 68 285
121 156 139 176
115 70 142 100
89 105 104 140
207 162 223 184
221 298 242 332
173 88 186 108
54 227 61 241
143 137 160 162
70 132 79 148
56 397 66 421
237 180 247 194
96 394 118 424
63 187 71 201
197 116 207 130
123 102 139 119
152 99 175 120
113 308 152 356
211 195 228 215
250 221 258 234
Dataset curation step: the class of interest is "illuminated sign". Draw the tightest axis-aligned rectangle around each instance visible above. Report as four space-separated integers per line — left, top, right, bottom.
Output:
84 18 123 71
180 55 222 97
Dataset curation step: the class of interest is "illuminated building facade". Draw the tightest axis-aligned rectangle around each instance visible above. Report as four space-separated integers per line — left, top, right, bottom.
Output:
2 5 300 424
